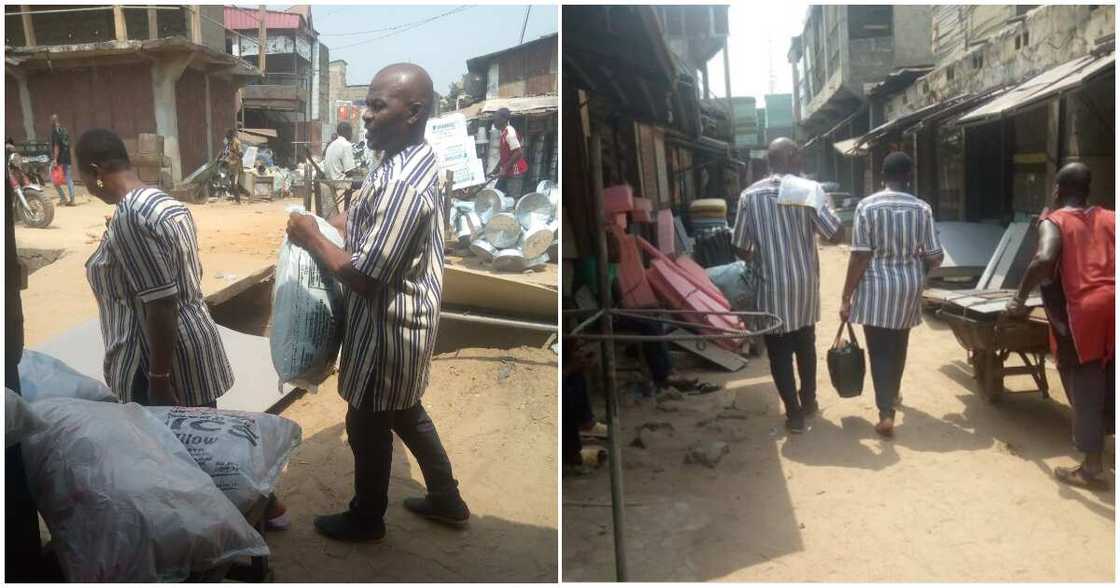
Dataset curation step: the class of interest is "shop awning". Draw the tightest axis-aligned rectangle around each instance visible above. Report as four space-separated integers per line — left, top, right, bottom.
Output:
858 94 971 148
833 136 867 156
957 52 1115 125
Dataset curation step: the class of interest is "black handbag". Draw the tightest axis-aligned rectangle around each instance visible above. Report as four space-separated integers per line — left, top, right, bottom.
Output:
827 322 865 398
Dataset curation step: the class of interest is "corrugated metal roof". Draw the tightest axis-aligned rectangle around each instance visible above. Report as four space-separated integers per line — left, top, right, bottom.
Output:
224 7 303 31
451 95 558 120
958 53 1115 125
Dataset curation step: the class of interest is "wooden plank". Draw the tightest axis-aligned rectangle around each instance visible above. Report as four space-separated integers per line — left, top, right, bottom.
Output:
668 328 748 372
113 5 127 42
21 5 36 47
442 264 557 321
147 6 157 40
203 264 275 308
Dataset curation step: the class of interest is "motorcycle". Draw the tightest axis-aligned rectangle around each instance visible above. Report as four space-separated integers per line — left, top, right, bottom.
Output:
206 159 235 200
8 149 54 229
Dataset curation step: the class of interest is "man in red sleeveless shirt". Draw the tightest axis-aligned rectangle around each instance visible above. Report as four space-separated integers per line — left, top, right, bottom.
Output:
1007 162 1115 488
488 107 528 198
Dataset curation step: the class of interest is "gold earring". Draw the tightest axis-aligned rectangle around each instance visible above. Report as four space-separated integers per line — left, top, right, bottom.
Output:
96 178 105 189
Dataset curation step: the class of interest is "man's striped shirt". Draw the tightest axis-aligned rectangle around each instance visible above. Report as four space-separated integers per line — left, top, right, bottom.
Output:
339 142 444 411
849 190 942 330
85 187 234 405
732 175 841 334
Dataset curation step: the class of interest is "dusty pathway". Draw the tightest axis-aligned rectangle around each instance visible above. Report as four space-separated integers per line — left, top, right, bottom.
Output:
17 191 558 581
563 243 1114 582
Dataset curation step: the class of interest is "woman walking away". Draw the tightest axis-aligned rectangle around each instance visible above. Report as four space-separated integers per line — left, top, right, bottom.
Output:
77 128 290 528
839 152 943 437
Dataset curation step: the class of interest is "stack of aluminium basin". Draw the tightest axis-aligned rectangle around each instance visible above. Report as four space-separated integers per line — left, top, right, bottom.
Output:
447 180 559 273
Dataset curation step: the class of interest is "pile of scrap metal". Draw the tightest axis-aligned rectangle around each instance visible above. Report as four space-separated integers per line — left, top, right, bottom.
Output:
924 218 1041 311
447 180 559 273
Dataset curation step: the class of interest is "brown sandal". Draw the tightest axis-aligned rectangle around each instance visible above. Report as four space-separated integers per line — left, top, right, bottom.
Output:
1054 466 1107 489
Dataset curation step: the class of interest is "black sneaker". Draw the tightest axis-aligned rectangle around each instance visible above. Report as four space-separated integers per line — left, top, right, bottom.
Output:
785 414 806 434
801 399 820 418
313 511 386 543
403 495 471 528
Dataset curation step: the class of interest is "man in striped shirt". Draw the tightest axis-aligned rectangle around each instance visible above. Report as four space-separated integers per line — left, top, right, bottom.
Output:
733 138 842 433
840 152 942 437
287 63 468 542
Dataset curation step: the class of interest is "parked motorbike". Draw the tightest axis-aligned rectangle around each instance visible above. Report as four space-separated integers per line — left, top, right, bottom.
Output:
8 149 54 229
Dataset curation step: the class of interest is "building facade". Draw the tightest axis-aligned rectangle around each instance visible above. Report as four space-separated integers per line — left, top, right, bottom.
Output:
4 5 258 184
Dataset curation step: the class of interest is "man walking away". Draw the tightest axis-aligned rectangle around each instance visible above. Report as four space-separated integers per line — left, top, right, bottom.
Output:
489 107 528 198
1007 162 1114 487
840 152 942 438
323 122 359 211
49 114 75 206
286 63 469 542
733 138 842 433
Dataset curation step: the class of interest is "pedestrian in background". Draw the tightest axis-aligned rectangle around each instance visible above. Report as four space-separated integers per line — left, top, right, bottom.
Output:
840 151 942 438
49 114 75 206
1006 162 1114 487
222 129 243 204
489 107 527 198
733 138 842 434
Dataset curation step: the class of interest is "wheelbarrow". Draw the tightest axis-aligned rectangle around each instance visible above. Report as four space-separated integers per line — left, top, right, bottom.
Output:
937 306 1051 403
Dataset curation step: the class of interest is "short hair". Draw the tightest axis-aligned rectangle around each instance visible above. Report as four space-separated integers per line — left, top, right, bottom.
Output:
496 107 512 120
336 121 352 138
1056 162 1091 195
76 128 131 176
882 151 913 180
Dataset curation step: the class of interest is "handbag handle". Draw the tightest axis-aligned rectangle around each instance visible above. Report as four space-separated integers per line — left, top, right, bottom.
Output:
832 321 860 350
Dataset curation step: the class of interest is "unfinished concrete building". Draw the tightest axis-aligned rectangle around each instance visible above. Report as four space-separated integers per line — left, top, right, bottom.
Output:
225 5 329 167
4 5 259 184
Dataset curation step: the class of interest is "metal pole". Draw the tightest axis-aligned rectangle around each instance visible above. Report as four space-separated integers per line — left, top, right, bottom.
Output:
440 311 555 332
590 131 627 581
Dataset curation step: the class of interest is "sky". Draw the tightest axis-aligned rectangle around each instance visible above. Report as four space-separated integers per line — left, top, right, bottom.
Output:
281 4 558 95
705 1 810 109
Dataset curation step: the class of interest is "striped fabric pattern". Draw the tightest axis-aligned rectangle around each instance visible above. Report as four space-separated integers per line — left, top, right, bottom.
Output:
338 142 444 411
732 175 842 334
849 190 942 330
85 187 234 405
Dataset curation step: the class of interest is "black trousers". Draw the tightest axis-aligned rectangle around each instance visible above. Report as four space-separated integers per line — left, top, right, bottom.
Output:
563 372 595 465
763 326 817 417
1059 360 1115 454
863 326 911 420
346 401 460 521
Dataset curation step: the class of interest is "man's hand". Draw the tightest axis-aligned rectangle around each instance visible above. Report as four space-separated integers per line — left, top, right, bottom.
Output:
287 212 321 249
839 299 852 323
1005 296 1031 319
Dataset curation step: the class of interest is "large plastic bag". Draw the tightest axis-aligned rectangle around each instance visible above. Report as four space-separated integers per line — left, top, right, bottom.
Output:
705 261 760 311
6 388 46 448
18 349 118 403
21 398 269 581
146 406 302 514
270 206 345 386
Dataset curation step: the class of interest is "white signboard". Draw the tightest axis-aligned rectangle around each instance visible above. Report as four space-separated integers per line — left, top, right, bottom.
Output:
241 145 259 169
425 113 485 190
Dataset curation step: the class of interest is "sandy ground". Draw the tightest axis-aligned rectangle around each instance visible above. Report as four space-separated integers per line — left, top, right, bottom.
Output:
16 190 558 581
563 243 1115 582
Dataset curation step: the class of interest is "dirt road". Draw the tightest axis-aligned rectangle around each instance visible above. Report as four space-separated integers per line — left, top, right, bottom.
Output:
563 243 1114 582
17 191 558 581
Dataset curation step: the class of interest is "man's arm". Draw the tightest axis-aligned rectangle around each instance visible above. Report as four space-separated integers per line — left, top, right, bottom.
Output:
1007 219 1061 317
288 216 378 298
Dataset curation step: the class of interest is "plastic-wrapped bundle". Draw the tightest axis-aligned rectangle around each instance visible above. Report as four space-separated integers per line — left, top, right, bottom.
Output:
19 349 118 403
21 399 269 581
270 206 345 387
6 388 45 448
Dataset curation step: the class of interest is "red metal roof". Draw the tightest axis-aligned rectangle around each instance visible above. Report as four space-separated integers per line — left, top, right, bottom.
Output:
224 6 303 31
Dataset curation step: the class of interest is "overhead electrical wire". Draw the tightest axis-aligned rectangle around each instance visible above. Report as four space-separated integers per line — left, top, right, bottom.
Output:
329 5 474 50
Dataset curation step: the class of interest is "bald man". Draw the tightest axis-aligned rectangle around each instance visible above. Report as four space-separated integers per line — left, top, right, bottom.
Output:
1008 162 1114 487
733 138 842 434
287 63 469 541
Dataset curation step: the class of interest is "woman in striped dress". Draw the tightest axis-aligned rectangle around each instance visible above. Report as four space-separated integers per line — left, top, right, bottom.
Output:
77 128 291 528
840 152 943 437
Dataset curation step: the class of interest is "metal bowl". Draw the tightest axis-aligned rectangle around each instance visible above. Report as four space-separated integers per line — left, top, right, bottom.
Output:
485 213 522 249
475 188 512 223
536 180 559 207
493 248 526 272
515 192 554 229
469 239 498 262
520 226 554 259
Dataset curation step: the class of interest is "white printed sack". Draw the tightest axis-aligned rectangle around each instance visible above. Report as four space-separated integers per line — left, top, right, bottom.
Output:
19 349 118 403
146 406 302 514
270 206 345 386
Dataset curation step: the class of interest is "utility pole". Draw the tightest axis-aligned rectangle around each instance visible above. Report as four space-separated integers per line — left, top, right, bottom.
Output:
519 5 532 44
257 5 267 74
722 38 733 135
